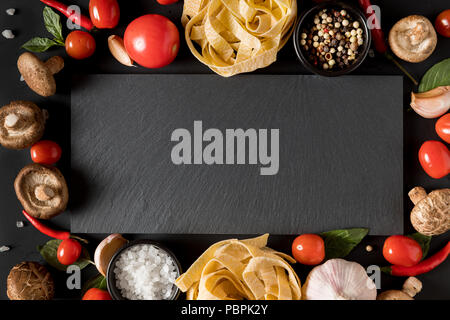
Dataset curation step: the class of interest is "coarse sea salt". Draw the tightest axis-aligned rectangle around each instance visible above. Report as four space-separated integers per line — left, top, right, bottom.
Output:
114 244 179 300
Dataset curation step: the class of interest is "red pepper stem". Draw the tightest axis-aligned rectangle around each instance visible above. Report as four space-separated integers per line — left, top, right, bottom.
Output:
384 52 419 86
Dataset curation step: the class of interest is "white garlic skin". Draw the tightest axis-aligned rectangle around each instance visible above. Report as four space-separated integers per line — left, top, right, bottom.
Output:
302 258 377 300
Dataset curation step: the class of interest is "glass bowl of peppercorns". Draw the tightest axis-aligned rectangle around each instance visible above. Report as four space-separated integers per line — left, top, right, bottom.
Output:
293 1 371 76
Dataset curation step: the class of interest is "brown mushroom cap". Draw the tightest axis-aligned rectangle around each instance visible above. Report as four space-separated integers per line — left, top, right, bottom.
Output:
14 163 69 219
17 53 64 97
7 262 54 300
0 101 45 149
388 15 437 63
376 290 414 300
409 187 450 236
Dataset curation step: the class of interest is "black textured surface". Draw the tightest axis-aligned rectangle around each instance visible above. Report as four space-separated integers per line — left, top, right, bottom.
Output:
71 74 403 234
0 0 449 300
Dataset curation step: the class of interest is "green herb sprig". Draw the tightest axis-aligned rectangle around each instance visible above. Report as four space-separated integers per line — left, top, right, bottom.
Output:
22 7 65 53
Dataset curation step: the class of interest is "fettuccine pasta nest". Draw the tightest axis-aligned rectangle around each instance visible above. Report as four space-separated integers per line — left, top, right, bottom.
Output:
182 0 298 77
175 234 302 300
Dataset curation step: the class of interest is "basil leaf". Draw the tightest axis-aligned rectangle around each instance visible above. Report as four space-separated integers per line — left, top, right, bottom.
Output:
82 274 108 295
22 37 59 52
419 58 450 92
407 232 431 259
43 6 63 42
320 228 369 259
37 239 91 272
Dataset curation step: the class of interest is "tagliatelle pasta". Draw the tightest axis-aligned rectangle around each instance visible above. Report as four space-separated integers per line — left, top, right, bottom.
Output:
175 234 302 300
182 0 297 77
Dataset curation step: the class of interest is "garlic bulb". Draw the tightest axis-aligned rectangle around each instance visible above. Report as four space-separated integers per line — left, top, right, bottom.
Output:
302 259 377 300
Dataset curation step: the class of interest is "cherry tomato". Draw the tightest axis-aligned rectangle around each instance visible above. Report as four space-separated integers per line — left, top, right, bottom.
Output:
89 0 120 29
156 0 179 4
82 288 112 300
436 113 450 144
418 140 450 179
30 140 62 165
435 9 450 38
57 239 82 266
65 31 96 60
383 235 422 267
291 234 325 265
124 14 179 69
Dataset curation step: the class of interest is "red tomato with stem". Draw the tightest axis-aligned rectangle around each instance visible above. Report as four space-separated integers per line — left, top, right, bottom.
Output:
157 0 179 4
65 31 96 59
418 140 450 179
435 9 450 38
89 0 120 29
82 288 112 300
383 235 422 267
124 14 180 69
57 239 82 266
292 234 325 265
436 113 450 144
30 140 62 165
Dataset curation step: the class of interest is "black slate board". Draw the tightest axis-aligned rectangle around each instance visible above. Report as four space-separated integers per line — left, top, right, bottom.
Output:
70 74 403 234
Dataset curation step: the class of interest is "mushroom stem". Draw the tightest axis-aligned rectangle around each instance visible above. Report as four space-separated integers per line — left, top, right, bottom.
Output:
35 185 55 201
408 186 427 205
402 277 422 298
4 114 19 128
44 56 64 75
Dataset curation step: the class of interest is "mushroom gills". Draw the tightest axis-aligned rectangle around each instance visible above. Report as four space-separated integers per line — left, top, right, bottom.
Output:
0 101 45 149
14 164 68 219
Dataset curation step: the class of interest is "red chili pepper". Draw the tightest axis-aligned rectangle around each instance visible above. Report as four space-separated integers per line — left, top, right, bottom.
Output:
358 0 387 54
22 210 87 243
358 0 418 86
383 241 450 277
40 0 93 31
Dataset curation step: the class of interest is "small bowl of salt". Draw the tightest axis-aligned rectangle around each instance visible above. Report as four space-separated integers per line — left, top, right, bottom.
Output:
106 239 182 300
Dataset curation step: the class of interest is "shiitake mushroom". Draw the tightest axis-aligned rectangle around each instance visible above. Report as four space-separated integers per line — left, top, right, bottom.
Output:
7 262 54 300
0 101 45 149
17 53 64 97
14 163 69 219
388 15 437 63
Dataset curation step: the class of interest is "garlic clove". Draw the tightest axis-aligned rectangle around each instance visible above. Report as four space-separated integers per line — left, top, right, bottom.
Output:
94 233 128 276
302 258 377 300
410 86 450 119
108 35 134 67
